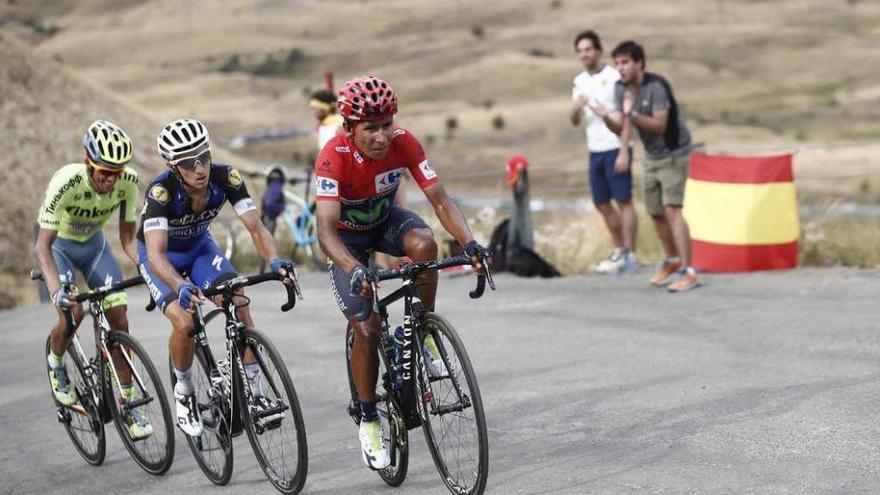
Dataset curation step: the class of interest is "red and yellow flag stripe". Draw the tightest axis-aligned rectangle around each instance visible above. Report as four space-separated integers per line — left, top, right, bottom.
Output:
683 153 799 272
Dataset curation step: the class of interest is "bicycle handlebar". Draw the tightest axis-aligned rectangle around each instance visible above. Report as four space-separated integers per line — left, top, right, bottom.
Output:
241 168 310 185
30 269 145 303
30 269 147 336
353 254 495 321
200 270 303 312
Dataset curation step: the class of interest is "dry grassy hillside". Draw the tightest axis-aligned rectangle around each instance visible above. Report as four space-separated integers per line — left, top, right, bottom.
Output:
0 33 248 307
2 0 880 305
10 0 877 190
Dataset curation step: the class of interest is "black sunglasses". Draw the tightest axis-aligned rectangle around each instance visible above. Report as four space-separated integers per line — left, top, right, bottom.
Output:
171 149 211 170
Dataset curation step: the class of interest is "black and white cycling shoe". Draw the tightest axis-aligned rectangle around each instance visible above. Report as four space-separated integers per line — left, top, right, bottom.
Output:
174 390 203 437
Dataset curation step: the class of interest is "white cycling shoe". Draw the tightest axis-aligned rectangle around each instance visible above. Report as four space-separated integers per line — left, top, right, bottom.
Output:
359 419 390 470
174 390 203 437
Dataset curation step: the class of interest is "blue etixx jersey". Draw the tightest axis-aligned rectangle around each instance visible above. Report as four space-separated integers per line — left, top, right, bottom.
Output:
137 164 255 252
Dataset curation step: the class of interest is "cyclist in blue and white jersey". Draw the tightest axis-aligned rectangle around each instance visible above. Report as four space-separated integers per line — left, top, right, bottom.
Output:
138 118 295 436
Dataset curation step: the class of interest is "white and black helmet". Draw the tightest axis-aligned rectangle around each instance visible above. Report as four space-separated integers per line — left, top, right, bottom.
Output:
157 118 209 162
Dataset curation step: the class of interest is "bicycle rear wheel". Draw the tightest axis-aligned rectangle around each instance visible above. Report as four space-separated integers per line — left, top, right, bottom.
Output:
417 314 488 495
169 331 234 485
237 328 308 494
105 331 175 475
344 324 409 486
45 336 106 466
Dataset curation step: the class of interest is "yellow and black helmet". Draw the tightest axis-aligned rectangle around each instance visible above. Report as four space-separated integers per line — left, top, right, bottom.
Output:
82 119 133 169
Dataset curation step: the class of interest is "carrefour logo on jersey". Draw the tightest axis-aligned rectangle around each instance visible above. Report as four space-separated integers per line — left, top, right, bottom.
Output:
316 177 339 197
375 168 404 194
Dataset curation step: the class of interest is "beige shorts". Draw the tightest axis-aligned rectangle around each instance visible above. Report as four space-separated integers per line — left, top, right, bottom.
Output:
643 152 691 216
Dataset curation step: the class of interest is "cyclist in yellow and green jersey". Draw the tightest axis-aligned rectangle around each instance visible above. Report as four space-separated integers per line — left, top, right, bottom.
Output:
34 120 152 439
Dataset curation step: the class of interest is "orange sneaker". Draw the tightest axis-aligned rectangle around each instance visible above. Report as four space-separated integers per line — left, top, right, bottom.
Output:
650 258 682 287
668 267 700 292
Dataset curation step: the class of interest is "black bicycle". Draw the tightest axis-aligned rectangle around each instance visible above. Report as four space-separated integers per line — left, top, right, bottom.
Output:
31 270 175 474
169 270 308 494
344 254 494 495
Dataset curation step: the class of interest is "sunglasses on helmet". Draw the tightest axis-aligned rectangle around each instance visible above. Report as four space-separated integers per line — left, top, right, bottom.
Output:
170 149 211 170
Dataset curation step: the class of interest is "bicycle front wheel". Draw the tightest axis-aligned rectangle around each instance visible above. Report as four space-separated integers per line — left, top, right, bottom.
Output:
105 331 174 475
237 328 308 494
169 331 234 486
344 324 409 486
418 313 489 495
45 336 106 466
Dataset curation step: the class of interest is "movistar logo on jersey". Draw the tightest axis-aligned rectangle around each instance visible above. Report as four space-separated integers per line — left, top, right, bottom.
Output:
343 197 390 226
65 203 120 218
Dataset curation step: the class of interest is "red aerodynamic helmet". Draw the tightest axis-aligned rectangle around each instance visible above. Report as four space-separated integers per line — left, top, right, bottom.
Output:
337 76 398 122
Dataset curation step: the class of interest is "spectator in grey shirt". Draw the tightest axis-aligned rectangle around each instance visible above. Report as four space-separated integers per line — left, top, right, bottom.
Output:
591 40 699 292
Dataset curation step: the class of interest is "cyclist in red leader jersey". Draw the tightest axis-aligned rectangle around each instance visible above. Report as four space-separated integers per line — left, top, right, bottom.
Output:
315 76 489 470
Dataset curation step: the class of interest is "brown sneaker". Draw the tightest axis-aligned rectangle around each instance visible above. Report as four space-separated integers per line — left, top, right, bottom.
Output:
668 267 700 292
650 259 682 287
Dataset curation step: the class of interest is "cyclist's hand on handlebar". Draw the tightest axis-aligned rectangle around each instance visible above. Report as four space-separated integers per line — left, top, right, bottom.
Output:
463 240 492 275
51 286 73 310
270 257 297 285
177 281 204 313
349 265 378 299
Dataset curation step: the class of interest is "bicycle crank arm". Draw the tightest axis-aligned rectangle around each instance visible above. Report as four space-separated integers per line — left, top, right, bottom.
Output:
431 393 472 416
121 396 153 412
251 403 289 419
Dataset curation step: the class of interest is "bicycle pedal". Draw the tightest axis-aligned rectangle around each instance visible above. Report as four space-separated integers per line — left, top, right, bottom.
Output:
56 407 71 424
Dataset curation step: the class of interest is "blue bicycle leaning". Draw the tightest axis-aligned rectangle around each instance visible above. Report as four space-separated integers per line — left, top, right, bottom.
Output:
247 166 326 271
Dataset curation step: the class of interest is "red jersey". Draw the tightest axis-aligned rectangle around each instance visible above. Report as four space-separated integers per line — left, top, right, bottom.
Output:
314 127 440 231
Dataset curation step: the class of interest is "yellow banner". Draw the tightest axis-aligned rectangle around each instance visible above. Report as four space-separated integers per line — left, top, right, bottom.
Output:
683 179 799 245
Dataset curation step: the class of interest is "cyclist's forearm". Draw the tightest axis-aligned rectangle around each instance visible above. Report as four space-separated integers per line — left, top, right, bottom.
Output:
251 224 279 263
119 222 139 266
318 230 362 274
35 235 62 294
433 195 475 248
148 254 186 291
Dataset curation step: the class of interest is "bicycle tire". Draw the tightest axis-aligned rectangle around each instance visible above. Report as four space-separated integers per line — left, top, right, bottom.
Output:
236 328 308 494
46 336 106 466
169 334 234 486
105 331 175 475
345 324 409 486
417 313 489 495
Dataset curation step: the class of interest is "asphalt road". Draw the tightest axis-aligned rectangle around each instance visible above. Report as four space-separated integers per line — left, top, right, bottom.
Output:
2 268 880 494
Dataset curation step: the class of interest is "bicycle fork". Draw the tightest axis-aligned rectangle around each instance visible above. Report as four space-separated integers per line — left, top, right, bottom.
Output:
95 307 153 436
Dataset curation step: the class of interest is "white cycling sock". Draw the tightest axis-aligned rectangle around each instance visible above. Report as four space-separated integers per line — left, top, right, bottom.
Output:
244 362 262 396
173 365 195 395
47 351 64 369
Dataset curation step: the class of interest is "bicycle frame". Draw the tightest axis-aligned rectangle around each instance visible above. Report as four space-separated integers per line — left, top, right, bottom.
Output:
33 271 153 426
368 256 492 427
281 189 317 247
189 272 300 433
88 298 153 424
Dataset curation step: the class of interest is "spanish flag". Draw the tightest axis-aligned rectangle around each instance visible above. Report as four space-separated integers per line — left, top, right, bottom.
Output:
683 153 799 272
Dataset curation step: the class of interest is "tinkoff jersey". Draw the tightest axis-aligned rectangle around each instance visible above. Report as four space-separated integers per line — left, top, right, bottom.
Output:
38 163 139 242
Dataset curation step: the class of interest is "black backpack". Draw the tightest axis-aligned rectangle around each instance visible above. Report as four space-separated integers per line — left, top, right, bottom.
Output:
488 218 560 278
